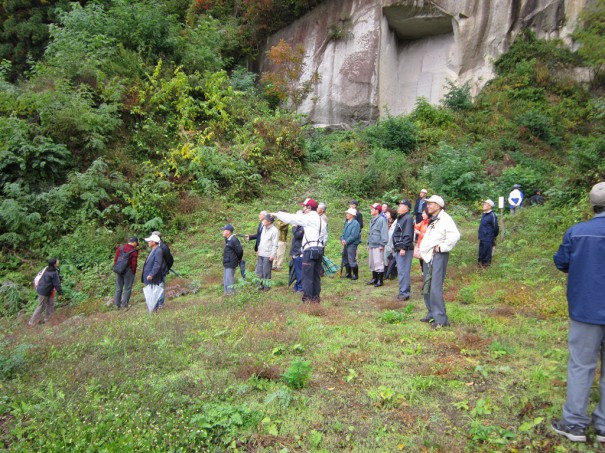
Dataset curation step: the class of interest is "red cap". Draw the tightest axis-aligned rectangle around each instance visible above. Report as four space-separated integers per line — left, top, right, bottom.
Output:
300 198 318 209
370 203 382 212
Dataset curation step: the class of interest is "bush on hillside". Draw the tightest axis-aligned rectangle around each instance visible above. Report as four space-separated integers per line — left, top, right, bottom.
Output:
422 144 486 201
365 114 418 153
442 80 473 111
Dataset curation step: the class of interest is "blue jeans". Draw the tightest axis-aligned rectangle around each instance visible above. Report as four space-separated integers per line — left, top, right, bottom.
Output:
292 256 303 292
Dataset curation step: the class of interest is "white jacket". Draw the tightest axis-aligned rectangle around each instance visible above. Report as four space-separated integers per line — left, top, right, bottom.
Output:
275 211 326 251
257 224 278 258
418 210 460 263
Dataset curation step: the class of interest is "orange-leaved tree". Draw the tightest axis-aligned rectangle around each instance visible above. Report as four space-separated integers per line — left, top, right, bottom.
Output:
260 39 320 112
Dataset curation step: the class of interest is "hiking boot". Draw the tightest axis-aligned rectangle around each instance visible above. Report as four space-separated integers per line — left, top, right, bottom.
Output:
351 266 358 280
430 322 450 329
551 420 586 442
420 316 433 323
341 265 352 279
596 429 605 443
367 271 377 285
397 294 410 301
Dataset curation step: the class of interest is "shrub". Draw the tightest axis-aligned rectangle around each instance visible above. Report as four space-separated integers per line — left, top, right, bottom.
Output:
422 144 485 201
515 111 555 144
442 80 473 111
0 341 34 379
282 358 312 389
362 148 407 196
569 136 605 186
0 281 30 317
365 114 418 153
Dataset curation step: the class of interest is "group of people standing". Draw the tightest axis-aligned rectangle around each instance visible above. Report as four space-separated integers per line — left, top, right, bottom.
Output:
221 191 462 328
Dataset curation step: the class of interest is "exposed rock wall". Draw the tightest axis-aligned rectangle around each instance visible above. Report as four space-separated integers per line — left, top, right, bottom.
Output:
259 0 589 127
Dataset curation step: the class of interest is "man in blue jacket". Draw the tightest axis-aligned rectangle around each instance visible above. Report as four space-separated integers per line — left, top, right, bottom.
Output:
478 200 499 267
142 234 165 312
551 182 605 443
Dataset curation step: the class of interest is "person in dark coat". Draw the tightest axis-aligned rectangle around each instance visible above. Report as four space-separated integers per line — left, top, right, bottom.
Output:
413 189 428 223
289 217 305 293
392 200 414 301
222 224 243 295
348 200 363 230
551 182 605 442
113 236 139 309
245 211 267 252
529 189 545 206
478 200 499 267
29 258 63 326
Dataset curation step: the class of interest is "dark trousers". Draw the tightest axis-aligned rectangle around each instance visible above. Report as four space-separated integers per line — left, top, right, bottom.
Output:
302 249 322 302
292 256 303 292
114 268 135 308
478 239 494 266
342 244 358 268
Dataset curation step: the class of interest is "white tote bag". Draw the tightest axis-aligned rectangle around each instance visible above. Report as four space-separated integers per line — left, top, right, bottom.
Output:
143 284 164 313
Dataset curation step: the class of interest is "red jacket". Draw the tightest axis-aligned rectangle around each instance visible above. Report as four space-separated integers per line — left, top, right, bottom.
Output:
114 243 139 274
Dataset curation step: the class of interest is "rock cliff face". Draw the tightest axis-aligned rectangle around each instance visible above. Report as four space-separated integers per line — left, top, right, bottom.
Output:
258 0 589 127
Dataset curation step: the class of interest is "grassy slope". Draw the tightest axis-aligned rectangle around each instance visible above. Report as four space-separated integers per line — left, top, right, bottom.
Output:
2 164 598 451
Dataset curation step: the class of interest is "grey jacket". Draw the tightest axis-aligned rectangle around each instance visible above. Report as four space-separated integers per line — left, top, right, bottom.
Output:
367 214 388 248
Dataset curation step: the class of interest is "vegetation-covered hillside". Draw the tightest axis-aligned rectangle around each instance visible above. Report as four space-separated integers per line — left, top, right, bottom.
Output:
0 1 605 449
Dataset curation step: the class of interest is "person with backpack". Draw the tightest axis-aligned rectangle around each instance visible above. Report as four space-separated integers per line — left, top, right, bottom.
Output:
151 231 174 309
29 258 63 326
221 224 243 295
478 200 499 267
113 237 139 309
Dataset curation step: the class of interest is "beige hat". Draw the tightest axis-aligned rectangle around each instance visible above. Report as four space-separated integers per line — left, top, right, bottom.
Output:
425 195 445 208
346 208 357 216
590 182 605 206
420 189 428 194
484 199 495 207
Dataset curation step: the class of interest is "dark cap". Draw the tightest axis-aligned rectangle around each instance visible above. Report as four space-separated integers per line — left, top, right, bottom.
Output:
221 224 234 232
48 258 58 266
349 199 359 206
399 199 412 209
128 236 139 244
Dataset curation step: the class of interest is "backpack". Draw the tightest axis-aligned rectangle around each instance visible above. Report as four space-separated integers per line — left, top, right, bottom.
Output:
113 246 138 274
33 267 47 289
160 242 174 272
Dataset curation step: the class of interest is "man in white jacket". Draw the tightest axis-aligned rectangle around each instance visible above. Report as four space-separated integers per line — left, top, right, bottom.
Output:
256 214 279 291
272 198 326 303
418 195 461 328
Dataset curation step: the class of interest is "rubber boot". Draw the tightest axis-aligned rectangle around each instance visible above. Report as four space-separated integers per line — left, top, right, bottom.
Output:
341 265 352 279
351 266 358 280
367 271 377 285
374 272 384 287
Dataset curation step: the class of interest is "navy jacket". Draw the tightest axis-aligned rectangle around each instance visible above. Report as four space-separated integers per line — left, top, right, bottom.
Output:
142 246 165 285
290 225 304 257
341 219 361 246
248 222 263 252
223 235 243 269
37 266 63 297
554 215 605 324
392 213 414 251
413 197 426 223
478 211 499 242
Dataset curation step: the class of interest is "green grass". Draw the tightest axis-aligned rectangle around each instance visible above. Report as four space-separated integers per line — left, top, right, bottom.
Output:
1 189 600 451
